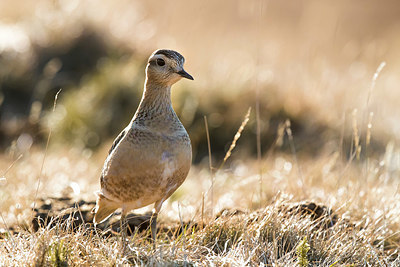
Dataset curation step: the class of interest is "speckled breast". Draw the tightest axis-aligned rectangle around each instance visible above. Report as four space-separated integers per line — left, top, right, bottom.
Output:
100 125 192 205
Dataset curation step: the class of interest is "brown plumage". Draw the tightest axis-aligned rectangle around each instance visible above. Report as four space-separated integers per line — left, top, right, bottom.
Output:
93 49 193 247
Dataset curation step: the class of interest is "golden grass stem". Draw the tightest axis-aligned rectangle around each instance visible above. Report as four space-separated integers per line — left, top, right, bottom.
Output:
201 192 205 229
285 120 304 187
362 62 385 180
339 111 346 164
366 62 386 111
366 112 373 148
1 154 23 178
32 89 62 217
0 154 23 242
203 115 214 217
219 107 251 170
255 0 265 208
177 202 187 265
202 109 252 218
352 109 361 160
204 116 213 174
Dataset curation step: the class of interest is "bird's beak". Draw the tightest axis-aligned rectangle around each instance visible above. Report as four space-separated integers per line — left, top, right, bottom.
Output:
177 69 194 80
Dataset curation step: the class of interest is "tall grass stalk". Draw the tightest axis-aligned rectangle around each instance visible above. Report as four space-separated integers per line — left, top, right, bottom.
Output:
352 109 361 160
0 154 23 247
365 62 386 114
219 107 251 169
1 154 22 179
339 111 346 164
204 115 214 217
285 120 303 187
178 202 187 266
255 0 265 208
32 89 62 216
202 108 251 217
363 62 385 184
201 192 205 229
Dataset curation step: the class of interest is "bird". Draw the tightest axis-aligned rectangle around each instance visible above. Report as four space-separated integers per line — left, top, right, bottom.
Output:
92 49 193 249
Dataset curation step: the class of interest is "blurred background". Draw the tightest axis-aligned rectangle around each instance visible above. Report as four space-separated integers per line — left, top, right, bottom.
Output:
1 0 400 163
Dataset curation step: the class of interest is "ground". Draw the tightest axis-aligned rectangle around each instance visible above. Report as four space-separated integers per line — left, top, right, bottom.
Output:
1 143 400 265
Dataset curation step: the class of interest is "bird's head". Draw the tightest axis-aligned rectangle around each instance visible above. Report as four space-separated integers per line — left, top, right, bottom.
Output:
146 49 194 86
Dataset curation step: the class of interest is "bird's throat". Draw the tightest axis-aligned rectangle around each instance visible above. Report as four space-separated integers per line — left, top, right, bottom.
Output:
135 80 174 119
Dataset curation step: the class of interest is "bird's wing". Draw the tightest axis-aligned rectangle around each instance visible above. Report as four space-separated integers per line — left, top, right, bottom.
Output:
108 128 127 155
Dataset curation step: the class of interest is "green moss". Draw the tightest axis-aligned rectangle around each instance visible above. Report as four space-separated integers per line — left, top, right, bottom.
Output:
48 239 69 267
296 236 310 267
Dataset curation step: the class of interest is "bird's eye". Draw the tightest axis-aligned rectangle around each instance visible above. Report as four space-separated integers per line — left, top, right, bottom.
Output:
156 58 165 66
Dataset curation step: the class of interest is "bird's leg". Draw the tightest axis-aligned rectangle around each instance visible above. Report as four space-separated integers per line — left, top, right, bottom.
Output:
151 201 163 249
120 209 127 254
150 211 158 249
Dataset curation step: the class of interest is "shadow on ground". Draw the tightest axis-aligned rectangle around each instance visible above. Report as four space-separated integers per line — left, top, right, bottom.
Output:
0 196 341 240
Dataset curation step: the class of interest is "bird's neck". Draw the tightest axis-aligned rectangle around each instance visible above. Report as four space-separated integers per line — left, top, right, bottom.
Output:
134 79 174 119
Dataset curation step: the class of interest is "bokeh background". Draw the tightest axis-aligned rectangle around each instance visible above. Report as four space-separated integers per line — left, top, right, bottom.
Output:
2 0 400 163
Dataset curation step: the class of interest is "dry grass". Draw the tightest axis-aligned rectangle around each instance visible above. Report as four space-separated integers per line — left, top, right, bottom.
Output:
1 133 400 265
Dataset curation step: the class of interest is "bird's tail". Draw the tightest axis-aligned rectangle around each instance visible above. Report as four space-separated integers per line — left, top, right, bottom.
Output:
92 192 119 225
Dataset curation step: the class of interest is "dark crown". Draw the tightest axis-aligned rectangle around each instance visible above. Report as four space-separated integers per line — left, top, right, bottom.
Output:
154 49 185 64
